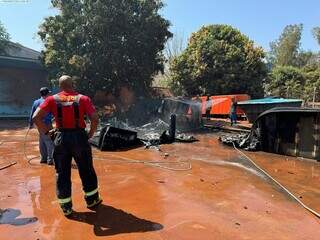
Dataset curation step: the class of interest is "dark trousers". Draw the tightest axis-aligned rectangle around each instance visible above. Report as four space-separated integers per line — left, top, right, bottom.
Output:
53 129 98 204
230 112 237 125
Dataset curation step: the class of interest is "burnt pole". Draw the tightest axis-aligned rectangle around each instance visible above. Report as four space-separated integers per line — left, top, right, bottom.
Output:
169 114 176 143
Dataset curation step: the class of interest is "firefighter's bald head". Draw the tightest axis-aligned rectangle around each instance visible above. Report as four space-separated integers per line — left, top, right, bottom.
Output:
59 75 74 91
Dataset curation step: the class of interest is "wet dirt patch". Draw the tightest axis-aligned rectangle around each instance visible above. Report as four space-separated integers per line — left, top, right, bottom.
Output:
0 208 38 226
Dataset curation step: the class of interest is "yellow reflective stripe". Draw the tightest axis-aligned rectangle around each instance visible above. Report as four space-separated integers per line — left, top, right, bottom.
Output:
87 198 102 208
58 197 72 204
85 188 98 197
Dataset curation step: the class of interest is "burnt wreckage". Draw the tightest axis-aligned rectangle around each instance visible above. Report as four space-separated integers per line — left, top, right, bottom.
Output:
221 107 320 161
90 98 200 151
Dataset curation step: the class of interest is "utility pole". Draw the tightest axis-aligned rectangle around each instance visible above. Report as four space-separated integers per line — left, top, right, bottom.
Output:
313 86 316 108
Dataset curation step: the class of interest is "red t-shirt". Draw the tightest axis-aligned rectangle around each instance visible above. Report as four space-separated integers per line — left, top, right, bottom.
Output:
40 91 96 129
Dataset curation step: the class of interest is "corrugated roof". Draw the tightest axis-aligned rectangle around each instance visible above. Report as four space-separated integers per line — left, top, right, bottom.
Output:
5 41 40 60
0 55 45 71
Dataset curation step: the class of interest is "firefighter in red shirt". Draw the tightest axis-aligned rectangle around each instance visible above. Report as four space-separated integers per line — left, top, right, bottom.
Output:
33 75 102 216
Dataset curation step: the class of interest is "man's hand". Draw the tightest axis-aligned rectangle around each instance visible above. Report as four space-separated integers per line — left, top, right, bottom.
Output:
46 129 57 141
88 112 99 139
88 130 95 139
33 108 51 135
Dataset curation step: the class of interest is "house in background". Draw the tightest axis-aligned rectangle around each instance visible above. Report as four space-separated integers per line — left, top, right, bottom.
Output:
0 42 48 117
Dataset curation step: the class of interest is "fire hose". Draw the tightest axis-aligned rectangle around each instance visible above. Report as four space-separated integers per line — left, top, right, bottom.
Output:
0 161 17 171
232 142 320 219
23 128 192 171
24 128 40 166
0 141 17 170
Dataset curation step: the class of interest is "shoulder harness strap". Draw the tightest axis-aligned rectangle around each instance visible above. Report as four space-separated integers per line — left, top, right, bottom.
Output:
53 94 63 128
73 94 82 128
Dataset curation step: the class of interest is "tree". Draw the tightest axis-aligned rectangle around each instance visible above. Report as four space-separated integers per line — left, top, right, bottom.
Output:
313 27 320 46
303 64 320 103
164 31 186 62
39 0 172 96
265 66 305 99
295 51 317 68
0 21 10 55
153 31 186 88
269 24 303 67
169 25 267 98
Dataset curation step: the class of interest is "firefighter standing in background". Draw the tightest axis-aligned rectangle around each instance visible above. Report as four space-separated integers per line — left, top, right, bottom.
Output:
32 75 102 216
205 95 211 120
230 97 238 126
29 87 54 165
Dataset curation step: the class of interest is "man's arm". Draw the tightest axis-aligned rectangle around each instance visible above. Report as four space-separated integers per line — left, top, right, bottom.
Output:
88 112 99 139
32 108 52 135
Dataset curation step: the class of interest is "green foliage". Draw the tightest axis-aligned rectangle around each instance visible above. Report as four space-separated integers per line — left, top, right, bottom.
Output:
313 27 320 46
152 31 186 88
303 64 320 102
169 24 266 98
295 51 317 68
266 24 320 102
39 0 172 96
0 21 10 55
266 64 320 102
269 24 303 67
266 66 305 99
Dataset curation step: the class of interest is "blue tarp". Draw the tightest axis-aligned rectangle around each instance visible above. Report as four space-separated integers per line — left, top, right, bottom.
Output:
238 97 302 105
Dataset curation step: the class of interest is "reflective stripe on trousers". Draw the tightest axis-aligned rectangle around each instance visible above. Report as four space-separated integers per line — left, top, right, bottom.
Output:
85 188 98 197
58 197 72 204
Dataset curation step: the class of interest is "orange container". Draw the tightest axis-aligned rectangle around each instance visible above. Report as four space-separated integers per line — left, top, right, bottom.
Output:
198 94 250 116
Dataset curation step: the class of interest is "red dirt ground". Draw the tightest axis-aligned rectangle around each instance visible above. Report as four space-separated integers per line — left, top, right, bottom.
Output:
0 121 319 240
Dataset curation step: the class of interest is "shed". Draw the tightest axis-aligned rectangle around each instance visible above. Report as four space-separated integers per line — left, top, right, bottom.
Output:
252 107 320 161
0 43 48 117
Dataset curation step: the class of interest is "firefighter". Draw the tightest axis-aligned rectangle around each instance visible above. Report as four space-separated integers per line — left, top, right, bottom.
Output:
29 87 54 165
205 95 211 120
230 97 238 126
32 75 101 216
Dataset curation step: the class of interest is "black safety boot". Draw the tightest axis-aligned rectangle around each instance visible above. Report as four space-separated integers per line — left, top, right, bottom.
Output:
47 160 54 166
40 159 47 164
85 192 102 210
60 202 73 217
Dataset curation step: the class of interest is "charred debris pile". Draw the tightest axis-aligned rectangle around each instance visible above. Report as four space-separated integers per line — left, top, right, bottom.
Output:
220 107 320 161
90 98 201 151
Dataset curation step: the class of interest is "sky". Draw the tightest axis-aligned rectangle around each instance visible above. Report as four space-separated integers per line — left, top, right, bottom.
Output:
0 0 319 52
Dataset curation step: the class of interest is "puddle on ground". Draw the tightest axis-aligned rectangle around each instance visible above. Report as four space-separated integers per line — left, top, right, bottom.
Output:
0 208 38 226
